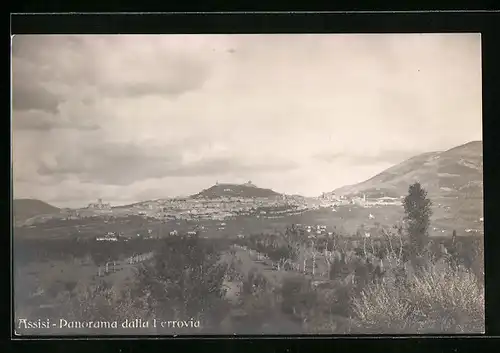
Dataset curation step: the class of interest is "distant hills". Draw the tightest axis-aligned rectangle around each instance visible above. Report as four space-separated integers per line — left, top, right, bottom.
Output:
331 141 483 200
192 181 282 199
12 141 483 229
13 199 60 223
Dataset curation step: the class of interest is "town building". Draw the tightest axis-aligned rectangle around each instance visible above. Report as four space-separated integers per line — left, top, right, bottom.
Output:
96 232 118 242
88 198 111 210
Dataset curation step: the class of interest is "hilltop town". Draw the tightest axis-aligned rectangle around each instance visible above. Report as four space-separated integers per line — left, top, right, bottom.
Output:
56 182 409 226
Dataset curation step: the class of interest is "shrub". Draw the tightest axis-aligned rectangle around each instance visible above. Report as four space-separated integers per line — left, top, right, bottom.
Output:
351 279 412 333
239 272 277 328
280 276 317 321
52 279 152 334
351 260 484 333
406 262 484 333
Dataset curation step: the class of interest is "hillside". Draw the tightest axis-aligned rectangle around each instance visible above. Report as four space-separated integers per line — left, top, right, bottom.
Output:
332 141 482 198
331 141 483 224
192 182 282 199
13 199 60 223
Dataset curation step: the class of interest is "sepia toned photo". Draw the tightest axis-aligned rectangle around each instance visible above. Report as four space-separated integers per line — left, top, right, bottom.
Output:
12 33 484 335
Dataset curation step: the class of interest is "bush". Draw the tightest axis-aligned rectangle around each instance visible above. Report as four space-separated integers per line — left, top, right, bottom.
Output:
351 260 484 333
131 234 231 332
51 279 152 334
280 276 317 321
227 270 280 333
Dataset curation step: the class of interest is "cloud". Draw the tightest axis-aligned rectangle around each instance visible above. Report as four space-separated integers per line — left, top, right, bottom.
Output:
12 81 61 113
11 34 482 205
12 35 211 101
35 140 299 186
100 52 210 99
164 158 298 178
11 35 213 133
36 141 177 185
314 149 426 165
12 110 100 131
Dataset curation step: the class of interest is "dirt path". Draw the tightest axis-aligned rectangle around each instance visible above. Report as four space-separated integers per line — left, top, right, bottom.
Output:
228 245 305 287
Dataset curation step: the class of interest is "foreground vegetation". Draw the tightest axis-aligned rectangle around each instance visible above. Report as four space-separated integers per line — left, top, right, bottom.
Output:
14 182 484 334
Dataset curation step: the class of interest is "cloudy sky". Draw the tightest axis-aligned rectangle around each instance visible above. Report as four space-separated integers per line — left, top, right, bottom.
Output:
11 34 482 208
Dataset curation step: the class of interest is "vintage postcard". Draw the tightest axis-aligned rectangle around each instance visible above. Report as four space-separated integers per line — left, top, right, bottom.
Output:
12 33 483 335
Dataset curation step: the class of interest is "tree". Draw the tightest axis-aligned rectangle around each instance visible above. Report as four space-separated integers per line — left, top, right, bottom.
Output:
238 269 277 333
134 233 230 332
403 182 433 260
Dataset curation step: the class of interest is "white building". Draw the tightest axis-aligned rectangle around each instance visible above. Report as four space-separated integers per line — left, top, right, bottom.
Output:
351 194 367 206
96 233 118 242
88 198 111 210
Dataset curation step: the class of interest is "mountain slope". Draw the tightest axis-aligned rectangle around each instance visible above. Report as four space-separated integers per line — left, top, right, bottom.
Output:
332 141 483 200
329 141 483 230
13 199 60 222
192 182 282 199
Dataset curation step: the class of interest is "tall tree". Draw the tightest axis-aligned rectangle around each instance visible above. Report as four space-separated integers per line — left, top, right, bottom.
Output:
403 182 433 259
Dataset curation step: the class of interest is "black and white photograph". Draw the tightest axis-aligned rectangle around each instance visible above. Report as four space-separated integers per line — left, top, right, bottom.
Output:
12 33 484 335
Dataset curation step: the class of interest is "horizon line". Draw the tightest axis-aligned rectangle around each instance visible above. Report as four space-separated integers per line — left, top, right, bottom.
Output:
12 139 482 208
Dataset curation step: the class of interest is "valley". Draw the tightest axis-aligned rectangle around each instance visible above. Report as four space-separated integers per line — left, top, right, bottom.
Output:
12 140 484 335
